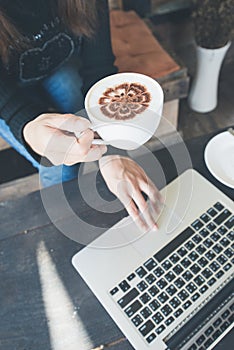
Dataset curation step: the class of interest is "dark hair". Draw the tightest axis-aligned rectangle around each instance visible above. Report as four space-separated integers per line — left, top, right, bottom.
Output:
0 0 97 64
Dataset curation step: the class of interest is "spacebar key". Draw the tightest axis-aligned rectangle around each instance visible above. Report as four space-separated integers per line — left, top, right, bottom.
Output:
154 227 195 262
118 288 139 308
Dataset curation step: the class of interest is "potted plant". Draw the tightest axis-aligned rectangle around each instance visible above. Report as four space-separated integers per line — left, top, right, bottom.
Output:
188 0 234 113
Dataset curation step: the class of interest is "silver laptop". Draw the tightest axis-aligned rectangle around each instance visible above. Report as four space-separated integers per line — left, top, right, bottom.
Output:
72 169 234 350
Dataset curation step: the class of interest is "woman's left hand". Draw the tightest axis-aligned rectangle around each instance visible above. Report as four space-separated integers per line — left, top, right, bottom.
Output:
99 155 163 232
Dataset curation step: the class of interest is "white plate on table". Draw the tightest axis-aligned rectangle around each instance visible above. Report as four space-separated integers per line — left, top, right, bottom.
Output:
204 130 234 189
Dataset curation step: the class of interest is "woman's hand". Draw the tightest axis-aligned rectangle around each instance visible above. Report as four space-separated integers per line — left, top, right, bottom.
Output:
99 155 163 232
23 113 107 165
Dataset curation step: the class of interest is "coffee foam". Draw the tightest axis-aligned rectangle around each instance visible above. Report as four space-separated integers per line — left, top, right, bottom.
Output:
85 72 164 128
98 82 151 120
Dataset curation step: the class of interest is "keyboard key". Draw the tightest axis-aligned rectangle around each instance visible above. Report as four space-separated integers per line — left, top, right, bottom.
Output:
161 304 173 316
169 253 180 263
145 273 156 285
178 289 189 301
227 231 234 241
200 285 208 294
203 238 214 248
207 222 217 231
154 227 195 262
213 244 223 254
137 281 148 292
213 317 222 328
165 271 176 282
194 275 205 287
211 232 221 242
153 312 164 325
125 300 142 317
225 215 234 229
205 250 216 261
174 277 185 288
221 309 230 319
127 273 136 282
185 241 195 251
190 263 201 274
181 258 192 268
204 338 213 348
140 307 152 319
199 228 210 238
223 263 232 271
196 244 206 255
192 219 204 231
189 251 199 261
119 280 130 292
139 320 155 337
169 296 181 309
214 202 224 211
144 258 157 271
200 213 211 223
186 282 197 294
209 261 220 272
224 248 234 258
148 286 160 297
205 326 214 336
177 247 188 257
217 254 227 265
214 209 231 225
196 334 205 346
132 315 143 327
153 267 164 278
174 308 183 318
158 292 169 304
165 316 175 326
218 226 227 235
156 324 165 335
197 257 209 267
202 268 213 279
136 266 147 278
140 293 151 304
182 271 193 282
183 300 192 309
156 278 168 289
221 321 230 332
110 287 119 296
188 344 197 350
212 329 221 340
191 292 200 302
166 285 177 296
173 264 184 275
216 270 224 279
207 207 218 217
118 288 139 308
162 260 172 271
146 333 157 344
207 277 217 286
193 234 202 244
149 300 160 311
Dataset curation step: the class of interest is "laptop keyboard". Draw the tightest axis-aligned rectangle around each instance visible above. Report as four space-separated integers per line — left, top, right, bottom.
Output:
109 202 234 346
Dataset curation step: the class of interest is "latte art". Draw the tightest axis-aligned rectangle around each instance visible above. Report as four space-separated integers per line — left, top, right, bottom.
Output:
98 83 151 120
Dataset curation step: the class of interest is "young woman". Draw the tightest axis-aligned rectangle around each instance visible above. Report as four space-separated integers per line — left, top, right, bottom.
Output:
0 0 161 231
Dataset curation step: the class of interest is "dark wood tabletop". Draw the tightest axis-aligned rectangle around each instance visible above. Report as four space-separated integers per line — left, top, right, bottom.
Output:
0 129 233 350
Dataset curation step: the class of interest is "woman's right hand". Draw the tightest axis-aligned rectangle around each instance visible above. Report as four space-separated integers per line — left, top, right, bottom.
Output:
23 113 107 165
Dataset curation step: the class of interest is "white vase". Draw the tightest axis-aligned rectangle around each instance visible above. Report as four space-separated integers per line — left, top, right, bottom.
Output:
188 41 231 113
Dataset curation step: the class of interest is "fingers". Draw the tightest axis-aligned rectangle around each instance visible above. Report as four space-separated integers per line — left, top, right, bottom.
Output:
120 195 149 232
139 178 163 216
132 190 158 231
42 113 92 134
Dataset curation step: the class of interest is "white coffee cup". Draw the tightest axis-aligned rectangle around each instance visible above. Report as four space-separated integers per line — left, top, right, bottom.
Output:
85 72 164 150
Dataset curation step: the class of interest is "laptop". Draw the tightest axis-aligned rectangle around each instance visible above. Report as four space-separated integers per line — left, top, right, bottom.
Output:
72 169 234 350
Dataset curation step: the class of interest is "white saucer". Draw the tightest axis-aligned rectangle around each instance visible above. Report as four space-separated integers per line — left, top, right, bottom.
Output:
204 130 234 189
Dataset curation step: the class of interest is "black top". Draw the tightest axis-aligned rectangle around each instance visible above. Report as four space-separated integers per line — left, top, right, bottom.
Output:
0 0 117 159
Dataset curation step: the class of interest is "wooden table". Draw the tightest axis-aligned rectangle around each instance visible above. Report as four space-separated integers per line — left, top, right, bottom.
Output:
0 129 233 350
